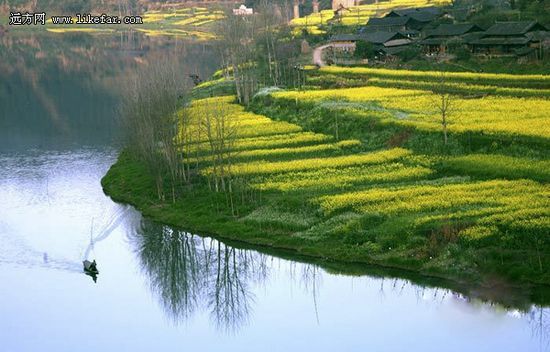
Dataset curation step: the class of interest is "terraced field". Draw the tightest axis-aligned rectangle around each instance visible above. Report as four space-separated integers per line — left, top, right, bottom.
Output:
143 7 224 27
181 97 549 265
270 86 550 139
138 7 223 38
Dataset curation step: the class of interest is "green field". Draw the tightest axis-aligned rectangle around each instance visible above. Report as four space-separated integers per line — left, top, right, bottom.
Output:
102 65 550 291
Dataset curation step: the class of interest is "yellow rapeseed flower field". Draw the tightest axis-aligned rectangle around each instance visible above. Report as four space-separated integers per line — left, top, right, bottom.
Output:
183 95 549 251
317 180 550 235
273 86 550 139
253 164 432 191
319 66 550 86
217 148 411 176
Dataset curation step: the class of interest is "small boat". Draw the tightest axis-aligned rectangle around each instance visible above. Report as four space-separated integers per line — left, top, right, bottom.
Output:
83 260 99 283
83 259 99 274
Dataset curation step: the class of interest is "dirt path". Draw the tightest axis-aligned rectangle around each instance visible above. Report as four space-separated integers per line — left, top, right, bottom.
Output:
313 44 332 66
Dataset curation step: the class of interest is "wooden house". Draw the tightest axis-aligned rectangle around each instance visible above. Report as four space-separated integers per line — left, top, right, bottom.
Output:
383 7 443 29
330 31 412 57
364 16 416 32
366 6 442 32
330 31 410 46
421 23 484 53
469 21 548 56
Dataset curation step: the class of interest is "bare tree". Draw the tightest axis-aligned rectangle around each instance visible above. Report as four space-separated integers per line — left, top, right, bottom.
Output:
119 58 190 202
192 97 241 215
431 71 455 146
215 1 299 103
216 12 258 105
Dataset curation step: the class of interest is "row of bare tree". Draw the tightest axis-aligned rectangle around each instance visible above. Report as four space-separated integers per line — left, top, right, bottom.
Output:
119 2 301 210
119 59 190 203
215 0 304 105
119 59 252 214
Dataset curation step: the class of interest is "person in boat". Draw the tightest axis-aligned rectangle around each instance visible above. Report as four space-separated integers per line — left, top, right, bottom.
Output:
83 259 98 273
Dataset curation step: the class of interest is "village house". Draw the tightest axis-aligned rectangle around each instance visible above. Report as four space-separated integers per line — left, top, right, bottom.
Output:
363 16 417 32
383 6 444 29
468 21 548 57
322 5 550 62
363 7 443 32
328 31 411 57
329 33 359 46
330 31 409 47
233 4 253 16
421 23 484 54
362 31 412 53
325 33 357 57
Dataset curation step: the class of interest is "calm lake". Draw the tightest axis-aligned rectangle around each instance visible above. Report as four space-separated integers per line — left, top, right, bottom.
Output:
0 32 548 352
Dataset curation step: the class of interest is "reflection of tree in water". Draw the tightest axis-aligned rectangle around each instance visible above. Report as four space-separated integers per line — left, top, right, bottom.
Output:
129 221 269 332
528 306 550 352
207 242 255 331
290 262 322 323
128 220 550 341
133 225 201 320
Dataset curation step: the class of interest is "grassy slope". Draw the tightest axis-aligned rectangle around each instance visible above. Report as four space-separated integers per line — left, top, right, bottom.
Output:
103 149 550 300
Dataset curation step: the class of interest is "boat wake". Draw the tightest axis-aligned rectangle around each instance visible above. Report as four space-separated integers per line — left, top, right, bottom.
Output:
0 204 132 276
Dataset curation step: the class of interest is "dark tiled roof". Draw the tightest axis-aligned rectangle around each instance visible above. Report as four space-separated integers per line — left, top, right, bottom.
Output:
462 32 485 43
470 37 531 45
484 21 548 36
526 30 550 41
330 34 359 42
366 16 410 27
420 37 452 45
381 45 411 55
399 29 420 36
383 38 412 47
425 23 483 38
359 31 405 44
331 31 406 45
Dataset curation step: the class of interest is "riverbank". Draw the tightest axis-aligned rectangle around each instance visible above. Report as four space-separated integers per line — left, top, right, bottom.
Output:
102 80 549 299
102 150 550 307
